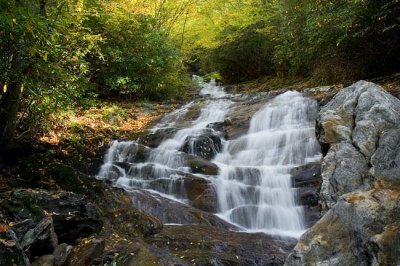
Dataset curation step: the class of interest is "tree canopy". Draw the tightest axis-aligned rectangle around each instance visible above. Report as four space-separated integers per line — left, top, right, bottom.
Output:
1 0 399 147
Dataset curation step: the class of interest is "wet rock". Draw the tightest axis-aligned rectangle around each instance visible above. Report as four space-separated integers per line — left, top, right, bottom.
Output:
180 131 222 160
183 175 218 212
285 184 400 266
206 121 228 137
131 190 235 230
89 183 163 238
290 162 321 187
371 128 400 182
148 224 297 265
0 230 30 266
225 99 267 139
20 217 58 259
32 255 54 266
296 187 318 207
67 238 105 266
143 128 177 148
320 142 369 209
185 154 219 175
53 243 73 266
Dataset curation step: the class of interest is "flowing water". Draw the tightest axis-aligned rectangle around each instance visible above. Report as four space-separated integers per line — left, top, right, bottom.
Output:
212 91 321 237
97 80 321 238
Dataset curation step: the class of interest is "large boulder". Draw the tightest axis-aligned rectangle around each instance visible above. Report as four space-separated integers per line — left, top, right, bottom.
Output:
180 131 222 160
317 81 400 209
148 224 297 265
371 128 400 182
318 80 400 158
286 182 400 266
20 217 58 259
286 81 400 265
320 142 369 209
131 190 234 230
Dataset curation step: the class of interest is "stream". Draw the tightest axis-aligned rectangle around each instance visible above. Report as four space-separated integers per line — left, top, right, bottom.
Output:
97 79 322 239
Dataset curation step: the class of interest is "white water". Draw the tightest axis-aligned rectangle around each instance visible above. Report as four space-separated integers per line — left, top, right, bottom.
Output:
213 91 321 238
97 80 321 238
97 80 232 199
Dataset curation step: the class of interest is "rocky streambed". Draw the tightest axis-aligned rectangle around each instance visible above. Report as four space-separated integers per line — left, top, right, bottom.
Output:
1 80 399 265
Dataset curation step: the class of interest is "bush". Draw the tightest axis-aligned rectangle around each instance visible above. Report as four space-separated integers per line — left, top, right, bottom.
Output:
89 11 187 100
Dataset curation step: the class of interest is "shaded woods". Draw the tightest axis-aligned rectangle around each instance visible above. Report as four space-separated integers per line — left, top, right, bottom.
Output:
1 0 400 149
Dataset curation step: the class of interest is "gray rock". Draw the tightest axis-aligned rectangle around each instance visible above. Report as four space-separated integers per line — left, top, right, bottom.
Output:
53 243 73 266
290 162 321 187
371 128 400 182
286 81 400 266
21 217 58 259
0 190 102 246
285 188 400 266
0 229 30 266
67 238 105 266
131 190 235 230
319 80 400 159
31 255 54 266
12 219 36 241
320 142 369 209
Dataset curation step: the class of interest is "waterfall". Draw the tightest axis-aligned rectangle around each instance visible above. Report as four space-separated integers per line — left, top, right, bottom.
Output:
97 80 321 238
213 91 321 238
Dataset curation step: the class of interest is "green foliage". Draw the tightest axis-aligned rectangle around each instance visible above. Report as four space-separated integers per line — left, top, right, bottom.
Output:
89 10 186 100
202 22 278 83
183 0 400 83
0 0 188 143
101 105 127 126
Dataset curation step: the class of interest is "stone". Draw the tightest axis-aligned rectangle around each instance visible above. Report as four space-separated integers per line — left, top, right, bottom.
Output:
320 142 369 209
180 131 222 160
0 230 30 266
148 224 297 265
67 238 105 266
0 190 102 245
371 128 400 182
20 217 58 259
142 128 177 148
285 184 400 266
290 162 321 187
286 81 400 265
131 190 235 230
32 255 54 266
318 81 400 159
206 121 228 137
12 219 36 241
185 154 219 175
53 243 73 266
296 187 319 207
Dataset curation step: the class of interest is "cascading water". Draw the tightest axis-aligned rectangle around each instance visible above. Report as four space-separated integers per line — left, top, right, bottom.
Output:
97 80 233 201
97 80 321 238
212 91 321 238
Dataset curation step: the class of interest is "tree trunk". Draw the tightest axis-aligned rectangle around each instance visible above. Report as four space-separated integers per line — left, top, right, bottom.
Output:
0 83 22 150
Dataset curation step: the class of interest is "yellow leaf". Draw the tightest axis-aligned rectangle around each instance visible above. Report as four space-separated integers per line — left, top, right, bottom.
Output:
20 84 24 92
3 84 7 93
12 18 17 24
